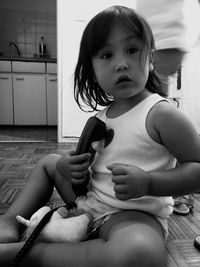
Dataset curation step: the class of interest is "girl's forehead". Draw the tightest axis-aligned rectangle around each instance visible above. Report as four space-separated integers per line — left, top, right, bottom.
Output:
109 23 133 35
105 24 142 45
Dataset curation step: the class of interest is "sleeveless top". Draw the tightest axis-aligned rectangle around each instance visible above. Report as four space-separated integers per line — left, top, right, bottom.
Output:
90 94 176 219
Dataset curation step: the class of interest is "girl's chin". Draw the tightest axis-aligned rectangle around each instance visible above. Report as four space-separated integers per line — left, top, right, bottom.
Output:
114 92 140 100
114 89 149 103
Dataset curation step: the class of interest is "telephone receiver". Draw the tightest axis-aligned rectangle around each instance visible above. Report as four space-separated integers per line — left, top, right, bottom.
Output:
75 116 107 155
56 116 113 197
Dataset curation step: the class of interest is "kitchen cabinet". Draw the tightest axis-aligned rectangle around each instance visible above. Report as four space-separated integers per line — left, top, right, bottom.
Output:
47 74 57 125
0 61 13 124
0 60 57 126
46 63 57 125
13 61 46 125
0 73 13 124
13 74 46 125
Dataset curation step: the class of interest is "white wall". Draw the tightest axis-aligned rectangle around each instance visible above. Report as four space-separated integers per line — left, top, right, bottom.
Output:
57 0 136 142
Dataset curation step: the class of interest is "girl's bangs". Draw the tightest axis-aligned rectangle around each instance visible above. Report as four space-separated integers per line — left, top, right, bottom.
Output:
87 6 148 57
88 13 116 56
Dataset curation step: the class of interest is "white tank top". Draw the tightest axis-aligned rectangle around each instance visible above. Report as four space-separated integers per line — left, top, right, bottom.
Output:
90 94 176 219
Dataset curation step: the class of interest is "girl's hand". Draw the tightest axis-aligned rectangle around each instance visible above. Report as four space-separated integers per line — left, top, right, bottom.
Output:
107 163 150 200
56 151 91 185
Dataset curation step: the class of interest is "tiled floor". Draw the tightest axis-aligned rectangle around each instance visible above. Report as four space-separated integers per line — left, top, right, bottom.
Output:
0 126 57 142
0 142 200 266
0 142 75 213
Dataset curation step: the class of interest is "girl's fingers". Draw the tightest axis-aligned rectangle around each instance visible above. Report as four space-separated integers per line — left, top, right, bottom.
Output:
111 175 126 184
70 160 91 172
115 192 129 201
69 150 76 156
113 183 127 193
71 175 88 185
107 163 127 175
70 153 91 164
71 169 89 178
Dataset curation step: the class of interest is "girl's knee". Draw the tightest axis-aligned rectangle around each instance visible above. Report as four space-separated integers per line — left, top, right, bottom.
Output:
107 235 165 267
129 235 165 267
40 153 60 169
101 211 166 266
38 154 61 178
41 153 60 164
105 225 165 267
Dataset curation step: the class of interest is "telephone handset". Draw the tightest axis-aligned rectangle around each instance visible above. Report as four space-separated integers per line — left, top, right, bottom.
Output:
57 117 107 196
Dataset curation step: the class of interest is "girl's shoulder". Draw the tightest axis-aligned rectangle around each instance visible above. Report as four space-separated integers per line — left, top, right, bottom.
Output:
147 99 187 138
148 100 200 162
150 100 187 128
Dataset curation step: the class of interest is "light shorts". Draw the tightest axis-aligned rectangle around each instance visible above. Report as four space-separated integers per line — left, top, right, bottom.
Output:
75 191 169 241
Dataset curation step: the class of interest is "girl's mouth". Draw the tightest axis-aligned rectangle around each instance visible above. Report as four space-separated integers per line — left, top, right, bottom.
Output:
116 75 132 84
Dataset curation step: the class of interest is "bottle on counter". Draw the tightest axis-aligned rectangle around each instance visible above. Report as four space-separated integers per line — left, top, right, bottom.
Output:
39 37 47 58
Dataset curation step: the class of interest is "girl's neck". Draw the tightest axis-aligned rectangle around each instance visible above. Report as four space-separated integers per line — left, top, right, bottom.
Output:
106 89 152 119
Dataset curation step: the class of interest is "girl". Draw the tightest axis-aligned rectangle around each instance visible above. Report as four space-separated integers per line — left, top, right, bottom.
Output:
1 5 200 267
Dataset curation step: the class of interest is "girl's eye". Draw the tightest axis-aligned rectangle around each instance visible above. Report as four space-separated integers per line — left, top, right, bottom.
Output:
127 47 138 54
100 52 112 59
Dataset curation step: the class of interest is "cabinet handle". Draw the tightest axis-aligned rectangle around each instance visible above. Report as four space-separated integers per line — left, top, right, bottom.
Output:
0 76 9 80
49 78 57 82
16 77 24 80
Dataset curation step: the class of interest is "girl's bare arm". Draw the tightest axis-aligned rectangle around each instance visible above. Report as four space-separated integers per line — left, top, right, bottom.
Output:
148 101 200 196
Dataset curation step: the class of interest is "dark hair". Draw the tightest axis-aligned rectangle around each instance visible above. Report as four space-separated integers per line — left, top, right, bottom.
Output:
74 5 166 111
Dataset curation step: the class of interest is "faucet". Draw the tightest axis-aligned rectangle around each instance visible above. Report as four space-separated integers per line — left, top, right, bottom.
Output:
9 42 21 56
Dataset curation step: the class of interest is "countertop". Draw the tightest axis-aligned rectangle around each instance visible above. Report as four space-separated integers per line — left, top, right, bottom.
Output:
0 56 57 63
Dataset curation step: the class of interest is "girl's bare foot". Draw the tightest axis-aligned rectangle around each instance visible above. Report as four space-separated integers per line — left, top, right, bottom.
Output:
0 215 20 243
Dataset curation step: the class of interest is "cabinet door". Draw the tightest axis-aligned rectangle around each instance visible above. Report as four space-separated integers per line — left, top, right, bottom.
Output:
0 73 13 124
13 74 46 125
47 75 57 125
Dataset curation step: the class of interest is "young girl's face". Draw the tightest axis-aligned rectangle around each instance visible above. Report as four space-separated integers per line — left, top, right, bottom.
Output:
92 24 151 101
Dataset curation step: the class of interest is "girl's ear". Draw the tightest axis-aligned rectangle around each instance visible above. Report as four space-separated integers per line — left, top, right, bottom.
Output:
149 49 155 72
150 49 155 63
149 62 154 72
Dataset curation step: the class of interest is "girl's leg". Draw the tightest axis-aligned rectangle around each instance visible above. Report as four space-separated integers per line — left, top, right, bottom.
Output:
0 242 25 267
0 153 75 243
100 210 166 267
0 210 166 267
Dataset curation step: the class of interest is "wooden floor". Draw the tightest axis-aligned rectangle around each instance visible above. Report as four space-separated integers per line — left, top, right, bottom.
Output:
0 142 200 266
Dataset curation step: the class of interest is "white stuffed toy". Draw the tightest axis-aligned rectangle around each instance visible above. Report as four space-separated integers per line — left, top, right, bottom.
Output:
16 206 92 242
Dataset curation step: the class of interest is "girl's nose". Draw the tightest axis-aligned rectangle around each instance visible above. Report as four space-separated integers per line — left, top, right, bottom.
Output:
114 58 129 72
